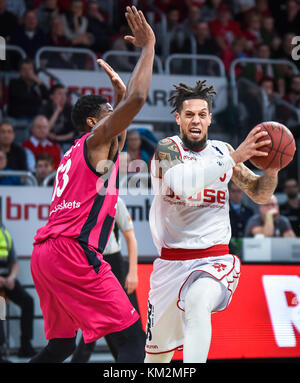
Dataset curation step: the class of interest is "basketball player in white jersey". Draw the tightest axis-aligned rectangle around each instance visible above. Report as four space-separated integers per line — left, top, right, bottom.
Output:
144 81 280 363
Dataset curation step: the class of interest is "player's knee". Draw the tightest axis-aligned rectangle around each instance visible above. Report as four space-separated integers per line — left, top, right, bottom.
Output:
144 351 174 363
185 278 217 323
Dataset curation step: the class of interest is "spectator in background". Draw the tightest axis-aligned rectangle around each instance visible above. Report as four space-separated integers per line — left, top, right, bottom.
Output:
155 5 187 56
0 150 21 185
5 0 26 20
259 76 280 120
200 0 222 23
228 181 254 257
242 11 262 54
284 75 300 107
0 225 36 358
61 0 93 48
0 0 18 43
275 0 300 36
209 3 244 55
86 0 112 54
10 10 48 59
280 178 300 237
22 115 61 170
223 36 247 74
245 195 296 237
193 21 220 56
109 24 139 72
34 153 54 186
189 21 220 75
39 84 76 152
274 32 299 76
7 59 48 121
49 16 72 47
125 130 151 173
260 16 281 52
232 0 256 21
36 0 61 36
249 0 272 20
0 122 28 172
241 43 283 84
182 4 202 35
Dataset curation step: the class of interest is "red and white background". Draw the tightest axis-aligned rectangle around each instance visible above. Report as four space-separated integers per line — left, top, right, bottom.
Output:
137 264 300 360
1 187 300 359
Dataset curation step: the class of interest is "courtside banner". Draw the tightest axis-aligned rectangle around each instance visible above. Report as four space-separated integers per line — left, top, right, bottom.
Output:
136 264 300 360
40 70 228 121
0 187 156 257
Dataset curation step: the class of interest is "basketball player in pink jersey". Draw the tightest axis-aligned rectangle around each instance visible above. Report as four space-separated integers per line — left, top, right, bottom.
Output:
29 6 155 363
145 81 281 363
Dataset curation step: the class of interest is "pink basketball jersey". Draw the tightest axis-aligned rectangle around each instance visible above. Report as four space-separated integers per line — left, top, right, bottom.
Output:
34 133 119 271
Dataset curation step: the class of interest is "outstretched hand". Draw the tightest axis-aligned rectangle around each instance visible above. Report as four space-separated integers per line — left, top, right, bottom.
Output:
97 59 126 100
124 6 156 48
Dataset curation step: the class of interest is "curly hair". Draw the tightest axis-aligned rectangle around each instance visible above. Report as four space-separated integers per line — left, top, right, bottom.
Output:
168 80 216 114
71 95 109 132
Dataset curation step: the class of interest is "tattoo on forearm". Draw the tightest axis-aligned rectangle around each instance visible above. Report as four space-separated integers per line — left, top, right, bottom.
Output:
232 163 277 203
226 142 277 203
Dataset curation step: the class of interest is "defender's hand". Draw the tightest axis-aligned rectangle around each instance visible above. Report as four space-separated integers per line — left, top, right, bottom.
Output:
231 127 271 165
124 6 156 48
97 59 126 97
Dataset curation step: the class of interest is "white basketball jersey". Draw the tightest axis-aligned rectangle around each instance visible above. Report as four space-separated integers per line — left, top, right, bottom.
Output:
149 135 233 254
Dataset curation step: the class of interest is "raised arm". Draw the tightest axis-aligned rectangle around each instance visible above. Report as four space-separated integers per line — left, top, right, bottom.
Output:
97 59 127 151
87 6 155 150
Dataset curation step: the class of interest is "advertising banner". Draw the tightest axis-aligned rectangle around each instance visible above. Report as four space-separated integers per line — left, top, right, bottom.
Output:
0 187 157 257
136 264 300 360
40 70 228 121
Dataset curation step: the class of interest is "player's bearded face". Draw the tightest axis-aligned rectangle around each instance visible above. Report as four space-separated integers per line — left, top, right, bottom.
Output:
176 99 212 151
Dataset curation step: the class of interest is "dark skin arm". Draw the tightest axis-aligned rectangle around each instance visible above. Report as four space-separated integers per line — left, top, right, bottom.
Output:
86 6 156 169
98 59 127 152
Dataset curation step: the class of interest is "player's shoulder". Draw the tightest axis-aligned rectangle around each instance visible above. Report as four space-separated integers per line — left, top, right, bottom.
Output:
157 135 179 146
156 135 181 153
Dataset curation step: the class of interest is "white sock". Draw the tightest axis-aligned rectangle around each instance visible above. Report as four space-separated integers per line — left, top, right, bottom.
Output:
183 277 225 363
144 350 174 363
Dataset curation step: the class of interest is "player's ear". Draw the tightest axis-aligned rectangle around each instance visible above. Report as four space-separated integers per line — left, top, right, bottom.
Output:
86 117 97 128
175 112 180 126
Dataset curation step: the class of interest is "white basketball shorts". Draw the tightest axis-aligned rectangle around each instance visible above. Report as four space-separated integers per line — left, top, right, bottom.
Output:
145 253 241 354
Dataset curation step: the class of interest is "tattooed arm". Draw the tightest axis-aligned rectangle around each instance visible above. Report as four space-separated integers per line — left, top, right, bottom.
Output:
226 143 279 204
154 138 183 178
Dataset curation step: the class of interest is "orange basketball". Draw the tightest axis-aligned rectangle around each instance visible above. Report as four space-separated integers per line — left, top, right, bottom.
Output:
249 121 296 170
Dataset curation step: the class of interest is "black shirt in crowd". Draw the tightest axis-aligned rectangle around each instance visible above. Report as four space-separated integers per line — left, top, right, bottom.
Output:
280 201 300 237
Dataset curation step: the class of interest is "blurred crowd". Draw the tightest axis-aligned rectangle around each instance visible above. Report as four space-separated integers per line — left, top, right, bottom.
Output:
0 0 299 220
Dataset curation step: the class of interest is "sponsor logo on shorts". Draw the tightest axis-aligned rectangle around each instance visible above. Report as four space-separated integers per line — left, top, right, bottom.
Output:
146 300 154 341
212 263 227 272
146 344 158 349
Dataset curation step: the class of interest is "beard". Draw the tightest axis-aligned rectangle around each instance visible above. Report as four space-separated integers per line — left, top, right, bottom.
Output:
182 133 208 151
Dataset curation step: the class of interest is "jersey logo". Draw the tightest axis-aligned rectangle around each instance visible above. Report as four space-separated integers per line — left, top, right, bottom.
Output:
219 173 226 182
212 263 227 272
212 145 224 155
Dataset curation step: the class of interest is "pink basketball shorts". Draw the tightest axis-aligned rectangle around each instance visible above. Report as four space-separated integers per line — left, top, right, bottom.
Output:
31 236 139 343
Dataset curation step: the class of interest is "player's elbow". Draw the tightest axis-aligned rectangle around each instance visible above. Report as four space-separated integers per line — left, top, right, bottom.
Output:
127 92 146 110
